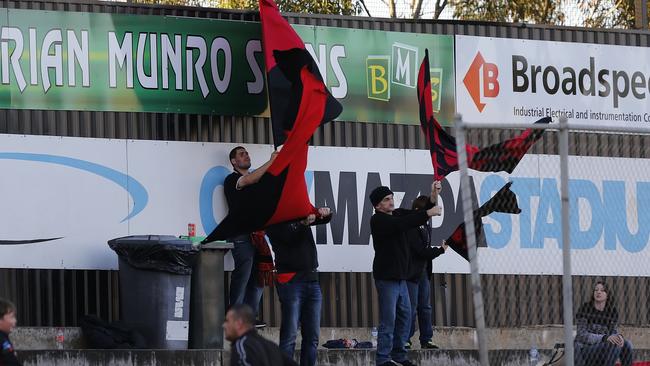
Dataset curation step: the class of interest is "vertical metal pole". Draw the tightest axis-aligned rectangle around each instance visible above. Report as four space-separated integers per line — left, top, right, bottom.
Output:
559 115 574 366
454 114 488 366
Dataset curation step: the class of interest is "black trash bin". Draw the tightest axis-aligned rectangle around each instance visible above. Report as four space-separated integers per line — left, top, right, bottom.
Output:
108 235 199 350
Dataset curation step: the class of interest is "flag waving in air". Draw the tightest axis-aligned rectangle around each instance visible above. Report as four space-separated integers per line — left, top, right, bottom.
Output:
446 181 521 261
260 0 342 148
417 49 550 180
203 0 342 242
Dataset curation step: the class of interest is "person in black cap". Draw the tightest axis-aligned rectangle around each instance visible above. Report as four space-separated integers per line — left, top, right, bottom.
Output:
369 182 442 366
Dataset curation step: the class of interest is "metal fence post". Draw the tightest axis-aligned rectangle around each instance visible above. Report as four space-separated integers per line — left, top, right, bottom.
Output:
559 115 574 366
454 114 489 366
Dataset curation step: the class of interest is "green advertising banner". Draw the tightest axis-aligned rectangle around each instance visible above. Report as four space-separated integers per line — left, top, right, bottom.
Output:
293 25 455 125
0 9 267 115
0 9 454 125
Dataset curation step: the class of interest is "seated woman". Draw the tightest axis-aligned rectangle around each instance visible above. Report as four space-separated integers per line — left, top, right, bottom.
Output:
574 281 633 366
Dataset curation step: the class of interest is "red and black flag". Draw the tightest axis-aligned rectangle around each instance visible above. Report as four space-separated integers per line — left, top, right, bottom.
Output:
203 0 342 242
260 0 342 148
417 50 550 180
468 119 550 173
417 49 472 181
445 182 521 261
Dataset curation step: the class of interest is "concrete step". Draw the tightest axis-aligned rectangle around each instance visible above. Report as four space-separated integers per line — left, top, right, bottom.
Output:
11 325 650 351
13 348 650 366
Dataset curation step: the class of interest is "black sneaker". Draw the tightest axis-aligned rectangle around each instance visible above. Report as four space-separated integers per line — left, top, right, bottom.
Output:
421 340 440 349
396 360 417 366
404 340 412 349
255 320 267 328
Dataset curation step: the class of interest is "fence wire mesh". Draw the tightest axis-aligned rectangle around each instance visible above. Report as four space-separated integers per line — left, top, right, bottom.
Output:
454 118 650 366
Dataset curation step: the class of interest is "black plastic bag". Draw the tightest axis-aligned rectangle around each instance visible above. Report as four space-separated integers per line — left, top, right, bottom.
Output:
80 315 147 349
108 235 199 275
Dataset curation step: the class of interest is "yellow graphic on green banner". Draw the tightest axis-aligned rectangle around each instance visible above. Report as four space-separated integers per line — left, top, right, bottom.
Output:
366 56 391 102
430 68 443 112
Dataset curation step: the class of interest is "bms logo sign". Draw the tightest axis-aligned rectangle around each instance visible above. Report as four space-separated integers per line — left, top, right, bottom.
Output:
463 51 499 112
365 43 443 111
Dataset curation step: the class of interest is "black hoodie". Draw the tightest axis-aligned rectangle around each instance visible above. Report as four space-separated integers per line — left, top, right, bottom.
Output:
370 208 430 281
1 330 20 366
406 225 445 282
230 329 297 366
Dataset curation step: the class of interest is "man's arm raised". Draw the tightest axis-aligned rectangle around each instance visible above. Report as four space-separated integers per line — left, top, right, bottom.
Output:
237 151 279 189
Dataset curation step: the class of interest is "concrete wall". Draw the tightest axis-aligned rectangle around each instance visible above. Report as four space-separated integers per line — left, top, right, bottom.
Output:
12 326 650 351
14 349 650 366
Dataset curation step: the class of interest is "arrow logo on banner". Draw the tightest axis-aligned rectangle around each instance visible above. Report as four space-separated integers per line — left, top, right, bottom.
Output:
463 52 500 112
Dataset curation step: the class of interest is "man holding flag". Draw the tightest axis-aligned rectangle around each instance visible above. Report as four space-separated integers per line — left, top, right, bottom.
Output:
369 182 442 366
204 0 343 362
405 195 448 350
223 146 277 325
203 0 341 242
266 207 332 366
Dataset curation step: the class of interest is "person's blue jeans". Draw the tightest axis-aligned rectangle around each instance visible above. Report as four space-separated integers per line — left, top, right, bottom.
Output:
374 279 411 365
229 235 264 315
276 280 322 366
406 272 433 344
575 339 633 366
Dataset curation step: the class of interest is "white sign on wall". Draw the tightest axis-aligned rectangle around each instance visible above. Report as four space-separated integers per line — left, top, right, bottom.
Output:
1 134 649 276
455 35 650 127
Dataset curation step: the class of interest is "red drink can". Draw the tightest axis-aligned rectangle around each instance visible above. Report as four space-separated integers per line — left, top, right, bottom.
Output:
188 223 196 237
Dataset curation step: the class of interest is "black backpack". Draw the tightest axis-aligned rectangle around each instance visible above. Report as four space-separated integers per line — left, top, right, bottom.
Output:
80 315 146 349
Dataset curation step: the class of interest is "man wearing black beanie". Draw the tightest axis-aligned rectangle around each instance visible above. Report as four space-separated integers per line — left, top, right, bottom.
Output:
369 181 442 366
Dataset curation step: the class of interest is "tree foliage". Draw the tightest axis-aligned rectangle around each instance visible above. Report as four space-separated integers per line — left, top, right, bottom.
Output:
378 0 448 19
451 0 565 24
275 0 360 15
127 0 361 15
128 0 210 6
123 0 650 29
578 0 648 29
431 0 448 19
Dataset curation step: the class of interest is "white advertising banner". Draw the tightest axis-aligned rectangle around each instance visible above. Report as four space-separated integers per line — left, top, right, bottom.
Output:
1 134 649 276
455 35 650 127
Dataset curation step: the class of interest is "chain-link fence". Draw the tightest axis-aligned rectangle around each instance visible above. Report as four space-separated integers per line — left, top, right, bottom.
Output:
113 0 644 29
453 116 650 365
358 0 638 28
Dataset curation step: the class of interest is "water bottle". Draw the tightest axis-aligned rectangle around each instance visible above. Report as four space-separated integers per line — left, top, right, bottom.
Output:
371 326 378 348
55 327 65 350
528 346 539 366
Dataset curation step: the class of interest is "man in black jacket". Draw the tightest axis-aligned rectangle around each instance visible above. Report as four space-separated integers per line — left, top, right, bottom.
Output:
405 195 448 350
224 304 297 366
266 207 332 366
369 182 442 366
0 299 20 366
